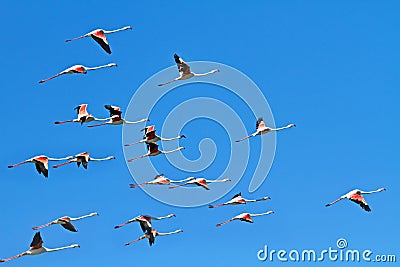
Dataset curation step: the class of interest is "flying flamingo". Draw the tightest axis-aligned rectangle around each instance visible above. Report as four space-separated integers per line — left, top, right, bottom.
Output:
52 152 115 169
209 193 271 208
125 125 186 146
129 174 192 188
32 212 99 232
216 211 274 227
114 214 175 233
39 63 117 83
54 104 109 125
8 155 73 178
0 232 79 263
325 188 386 212
157 54 219 86
65 26 132 54
124 229 183 247
235 118 295 142
88 105 148 127
127 143 184 162
169 177 231 190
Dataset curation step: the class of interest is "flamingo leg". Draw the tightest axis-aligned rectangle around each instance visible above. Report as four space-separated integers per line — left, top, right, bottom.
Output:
209 203 225 208
325 197 344 207
235 132 257 142
87 123 108 128
124 140 145 147
114 221 131 229
52 160 75 169
7 161 29 168
0 252 28 262
54 120 74 124
168 182 191 189
216 219 234 227
39 73 63 83
32 222 53 230
129 182 149 188
124 235 146 246
65 35 87 42
158 78 178 86
127 155 148 162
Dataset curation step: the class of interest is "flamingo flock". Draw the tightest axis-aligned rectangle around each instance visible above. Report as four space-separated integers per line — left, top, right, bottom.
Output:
2 21 388 264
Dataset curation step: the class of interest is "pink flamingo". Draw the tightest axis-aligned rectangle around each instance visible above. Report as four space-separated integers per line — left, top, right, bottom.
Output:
32 212 98 232
129 174 192 188
65 26 132 54
39 63 117 83
236 118 295 142
124 125 185 146
8 155 73 178
158 54 219 86
88 105 147 127
0 232 79 262
325 188 386 212
169 177 231 190
216 211 274 227
124 229 183 246
54 104 109 125
52 152 115 169
127 143 184 162
114 214 175 233
209 193 271 208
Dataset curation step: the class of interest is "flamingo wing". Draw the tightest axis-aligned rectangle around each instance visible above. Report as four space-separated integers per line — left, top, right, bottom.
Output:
232 192 242 199
148 143 159 153
148 231 156 246
256 117 265 131
146 130 157 140
349 193 371 212
174 54 191 75
104 105 122 117
34 162 48 178
30 232 43 249
61 221 78 232
90 31 111 54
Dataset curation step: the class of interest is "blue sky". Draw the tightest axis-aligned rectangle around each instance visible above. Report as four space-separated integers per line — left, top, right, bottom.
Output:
1 1 399 266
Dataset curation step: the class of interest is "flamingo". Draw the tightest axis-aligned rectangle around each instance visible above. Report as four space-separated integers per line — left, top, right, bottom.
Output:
52 152 115 169
124 229 183 247
125 125 186 146
39 63 117 83
216 211 274 227
209 193 271 208
235 118 295 142
32 212 99 232
54 104 109 125
127 143 184 162
0 232 79 262
169 177 231 190
129 174 192 188
65 26 132 54
114 214 175 233
325 188 386 212
8 155 73 178
88 105 148 127
157 54 219 86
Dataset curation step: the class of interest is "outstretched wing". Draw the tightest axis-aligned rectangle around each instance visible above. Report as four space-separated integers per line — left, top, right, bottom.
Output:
30 232 43 249
59 218 78 232
90 31 111 54
349 193 371 212
174 54 191 75
232 192 242 199
35 162 48 178
104 105 122 117
256 118 265 131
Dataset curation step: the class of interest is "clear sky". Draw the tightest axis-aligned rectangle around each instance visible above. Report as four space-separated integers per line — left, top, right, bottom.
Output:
1 1 399 266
